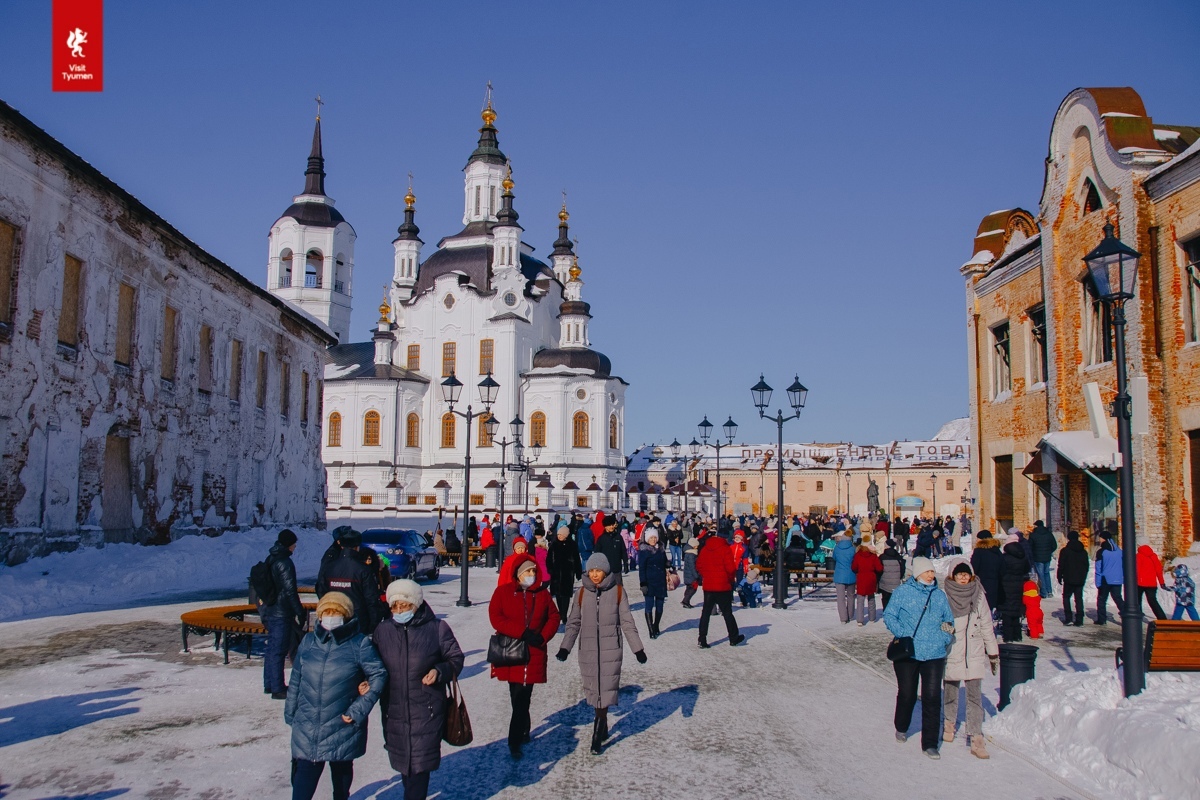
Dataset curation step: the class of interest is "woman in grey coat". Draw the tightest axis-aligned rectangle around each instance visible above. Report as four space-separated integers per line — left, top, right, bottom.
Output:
285 591 387 800
878 540 906 610
556 553 647 754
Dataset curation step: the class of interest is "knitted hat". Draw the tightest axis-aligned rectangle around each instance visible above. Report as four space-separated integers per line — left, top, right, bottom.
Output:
585 553 611 574
516 559 538 579
951 561 973 577
687 537 699 548
1067 530 1081 541
316 591 354 619
512 539 528 552
910 557 935 577
277 528 297 547
977 530 992 540
557 520 570 531
644 528 659 543
339 528 362 547
1005 533 1020 545
1007 527 1021 537
385 579 423 608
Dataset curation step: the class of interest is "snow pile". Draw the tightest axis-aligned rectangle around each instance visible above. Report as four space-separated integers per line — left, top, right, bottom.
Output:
0 526 328 620
986 669 1200 799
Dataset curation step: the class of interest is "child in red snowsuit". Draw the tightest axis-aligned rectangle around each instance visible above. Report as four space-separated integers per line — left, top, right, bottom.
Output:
1022 579 1044 639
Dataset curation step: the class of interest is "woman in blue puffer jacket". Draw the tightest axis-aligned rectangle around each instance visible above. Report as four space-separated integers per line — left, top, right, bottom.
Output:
883 557 955 760
832 535 857 624
285 591 388 800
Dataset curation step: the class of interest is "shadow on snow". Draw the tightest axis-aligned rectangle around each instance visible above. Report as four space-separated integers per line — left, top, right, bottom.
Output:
0 688 139 748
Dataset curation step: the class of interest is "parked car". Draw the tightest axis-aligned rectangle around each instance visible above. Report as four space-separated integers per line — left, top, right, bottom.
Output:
360 528 440 581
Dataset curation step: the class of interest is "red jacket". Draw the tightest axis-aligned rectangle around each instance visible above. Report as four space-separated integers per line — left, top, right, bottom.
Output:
1136 545 1165 588
480 526 495 549
851 549 883 595
489 555 560 684
696 537 736 591
590 512 606 542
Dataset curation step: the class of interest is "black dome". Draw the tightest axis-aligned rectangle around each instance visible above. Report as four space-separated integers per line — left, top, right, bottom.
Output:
280 200 346 228
531 348 611 377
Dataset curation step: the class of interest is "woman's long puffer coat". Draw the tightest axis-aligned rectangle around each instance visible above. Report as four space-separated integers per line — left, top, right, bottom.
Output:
285 620 388 763
373 602 465 777
560 571 644 708
489 555 560 684
682 544 700 585
878 548 906 593
1000 542 1031 615
943 585 999 682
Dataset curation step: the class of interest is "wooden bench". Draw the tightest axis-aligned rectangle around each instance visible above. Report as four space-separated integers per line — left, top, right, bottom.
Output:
436 545 484 566
181 602 316 664
758 563 834 595
1117 620 1200 672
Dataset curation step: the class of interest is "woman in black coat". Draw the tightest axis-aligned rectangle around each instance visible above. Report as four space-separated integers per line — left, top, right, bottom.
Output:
374 580 465 800
970 531 1004 617
546 522 582 622
638 528 669 638
999 537 1031 643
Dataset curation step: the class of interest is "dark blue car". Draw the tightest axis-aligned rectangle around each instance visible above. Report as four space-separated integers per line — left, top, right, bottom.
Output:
361 528 440 581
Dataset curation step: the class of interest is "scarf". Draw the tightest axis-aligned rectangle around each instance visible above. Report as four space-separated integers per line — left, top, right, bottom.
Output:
943 576 982 618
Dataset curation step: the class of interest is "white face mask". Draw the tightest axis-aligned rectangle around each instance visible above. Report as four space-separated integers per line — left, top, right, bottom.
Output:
320 614 344 631
393 609 415 624
520 574 536 588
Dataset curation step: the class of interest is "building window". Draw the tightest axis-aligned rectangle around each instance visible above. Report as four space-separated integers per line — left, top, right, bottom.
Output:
363 410 381 446
441 412 456 448
1028 305 1048 385
442 342 456 377
478 412 493 447
946 479 954 491
530 411 547 447
255 350 267 409
198 324 214 393
739 481 747 491
305 250 322 288
816 481 824 492
907 479 915 491
1083 179 1102 215
572 411 589 448
114 283 136 366
358 494 374 506
280 362 291 418
328 412 342 446
1184 238 1200 343
279 249 293 287
230 339 243 402
407 344 420 371
1082 280 1113 365
479 338 494 374
609 414 618 450
990 321 1011 398
0 219 17 326
59 254 83 347
406 413 419 447
162 306 178 382
301 370 310 423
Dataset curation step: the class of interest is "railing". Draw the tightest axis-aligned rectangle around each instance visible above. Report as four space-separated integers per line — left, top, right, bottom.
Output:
334 280 345 294
278 276 292 288
305 275 321 289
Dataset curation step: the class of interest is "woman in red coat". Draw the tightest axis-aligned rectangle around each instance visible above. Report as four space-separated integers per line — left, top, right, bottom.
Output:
499 539 531 586
851 545 883 625
489 554 560 759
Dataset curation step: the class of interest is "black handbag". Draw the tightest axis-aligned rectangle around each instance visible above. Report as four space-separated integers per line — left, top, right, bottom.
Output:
886 593 931 662
486 633 530 666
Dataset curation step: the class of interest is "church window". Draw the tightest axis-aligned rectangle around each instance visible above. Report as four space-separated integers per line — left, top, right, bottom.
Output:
406 413 419 447
530 411 547 447
816 481 824 492
442 342 456 377
740 481 747 492
407 344 420 371
478 413 493 447
907 480 915 491
162 306 178 383
279 250 293 288
280 362 291 418
474 186 481 216
115 282 136 366
255 350 267 409
572 411 589 448
59 254 83 348
301 371 310 424
198 324 213 393
0 218 17 327
609 415 618 449
441 412 456 448
230 339 243 402
363 410 381 446
1082 179 1102 215
989 321 1011 398
327 412 342 447
305 250 323 288
946 479 954 491
479 339 494 374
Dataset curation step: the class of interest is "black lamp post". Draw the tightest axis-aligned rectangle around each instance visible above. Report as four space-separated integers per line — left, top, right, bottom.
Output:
442 371 498 607
845 472 851 515
1083 220 1144 697
492 416 525 574
930 472 938 521
752 374 807 609
698 415 738 519
888 481 896 519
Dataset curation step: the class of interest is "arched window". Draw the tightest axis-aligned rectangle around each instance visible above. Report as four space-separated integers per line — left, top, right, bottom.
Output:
478 412 493 447
305 249 323 288
441 412 456 448
530 411 547 447
363 410 381 446
279 249 293 288
327 412 342 447
609 414 618 450
572 411 589 448
405 413 419 448
1083 179 1102 215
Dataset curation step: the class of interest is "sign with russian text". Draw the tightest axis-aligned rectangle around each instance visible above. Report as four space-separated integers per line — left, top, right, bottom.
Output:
53 0 104 92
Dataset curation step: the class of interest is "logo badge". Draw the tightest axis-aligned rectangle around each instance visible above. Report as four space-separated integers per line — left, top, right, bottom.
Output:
53 1 104 92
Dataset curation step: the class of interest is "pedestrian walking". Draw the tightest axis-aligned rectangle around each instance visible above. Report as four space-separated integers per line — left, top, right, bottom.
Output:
556 553 647 755
594 514 626 578
638 528 669 638
499 538 531 585
1171 564 1197 620
695 531 744 647
316 529 387 636
878 540 905 610
999 533 1030 642
680 537 701 609
258 529 305 700
894 516 910 555
852 543 883 625
1055 531 1089 625
285 591 387 800
883 557 955 760
970 531 1003 616
373 580 465 800
832 533 857 624
667 521 684 571
1094 532 1124 625
941 562 998 760
1135 541 1168 620
1029 521 1057 598
489 555 560 759
546 522 582 623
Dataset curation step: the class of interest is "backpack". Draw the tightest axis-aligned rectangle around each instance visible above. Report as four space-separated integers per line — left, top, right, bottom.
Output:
249 556 279 606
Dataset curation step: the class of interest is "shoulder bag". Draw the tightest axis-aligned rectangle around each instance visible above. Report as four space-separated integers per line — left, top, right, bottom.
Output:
487 592 532 667
886 592 931 662
442 677 473 746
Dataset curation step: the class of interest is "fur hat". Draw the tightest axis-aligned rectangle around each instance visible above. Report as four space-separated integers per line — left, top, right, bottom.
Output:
910 557 935 577
644 528 660 543
339 528 362 547
585 553 611 574
316 591 354 619
385 579 423 608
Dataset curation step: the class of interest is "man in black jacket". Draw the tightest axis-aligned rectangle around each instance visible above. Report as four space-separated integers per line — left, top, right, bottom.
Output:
594 515 626 577
1029 521 1058 598
315 529 386 635
1056 530 1090 625
259 529 304 699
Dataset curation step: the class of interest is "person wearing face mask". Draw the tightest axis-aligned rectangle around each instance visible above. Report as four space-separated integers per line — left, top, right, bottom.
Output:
882 556 955 760
373 580 464 800
489 555 561 759
284 592 387 800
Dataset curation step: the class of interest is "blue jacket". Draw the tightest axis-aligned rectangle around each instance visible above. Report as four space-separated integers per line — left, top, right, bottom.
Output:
1095 543 1124 586
832 539 856 584
883 578 955 662
285 620 388 763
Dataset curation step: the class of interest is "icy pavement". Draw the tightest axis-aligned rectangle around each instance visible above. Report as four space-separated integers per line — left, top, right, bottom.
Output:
0 568 1152 800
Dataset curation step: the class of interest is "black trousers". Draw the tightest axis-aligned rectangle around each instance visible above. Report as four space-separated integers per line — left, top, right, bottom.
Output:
1062 582 1085 624
1138 587 1167 620
292 758 352 800
394 771 430 800
1097 582 1124 622
553 593 571 623
508 683 534 746
892 657 945 751
1001 613 1023 642
682 583 699 606
698 590 739 643
880 590 892 610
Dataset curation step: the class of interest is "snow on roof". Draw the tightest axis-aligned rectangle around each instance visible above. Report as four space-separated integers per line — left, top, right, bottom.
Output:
963 249 994 268
1101 111 1139 118
1154 128 1182 140
976 229 1004 238
324 362 360 379
932 417 970 441
1146 136 1200 180
1039 431 1121 470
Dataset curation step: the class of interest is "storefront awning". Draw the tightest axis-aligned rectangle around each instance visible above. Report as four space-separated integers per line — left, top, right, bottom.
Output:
1022 431 1121 478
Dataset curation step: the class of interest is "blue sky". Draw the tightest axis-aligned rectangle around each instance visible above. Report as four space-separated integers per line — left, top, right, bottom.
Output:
3 1 1198 450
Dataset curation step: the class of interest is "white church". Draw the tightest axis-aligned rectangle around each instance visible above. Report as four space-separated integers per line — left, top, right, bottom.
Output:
266 99 629 514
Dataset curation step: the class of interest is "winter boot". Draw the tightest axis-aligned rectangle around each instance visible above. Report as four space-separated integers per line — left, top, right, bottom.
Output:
970 736 990 759
653 608 664 637
590 710 606 754
943 721 955 743
598 708 609 741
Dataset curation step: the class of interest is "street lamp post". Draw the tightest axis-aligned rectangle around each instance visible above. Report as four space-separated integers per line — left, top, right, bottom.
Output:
698 415 738 521
752 374 808 609
845 473 851 515
686 439 700 513
888 482 896 520
930 472 938 521
491 416 526 574
1083 220 1144 697
441 371 499 607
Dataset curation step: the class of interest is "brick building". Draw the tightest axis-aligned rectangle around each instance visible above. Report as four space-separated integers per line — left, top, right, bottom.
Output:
962 87 1200 557
0 100 335 564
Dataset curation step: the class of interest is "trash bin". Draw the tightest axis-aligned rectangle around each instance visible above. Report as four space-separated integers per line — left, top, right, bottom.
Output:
997 643 1038 710
485 548 496 568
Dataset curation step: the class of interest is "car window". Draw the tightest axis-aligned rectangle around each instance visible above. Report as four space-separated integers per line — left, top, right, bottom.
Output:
403 532 425 549
362 530 401 545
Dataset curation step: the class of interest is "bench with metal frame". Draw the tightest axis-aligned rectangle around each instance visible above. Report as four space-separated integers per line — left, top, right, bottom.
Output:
1116 619 1200 672
181 602 316 664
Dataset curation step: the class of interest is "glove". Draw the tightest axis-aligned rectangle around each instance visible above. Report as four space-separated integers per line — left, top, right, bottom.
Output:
555 648 569 662
989 656 999 675
521 629 545 648
634 650 648 664
940 622 955 634
640 584 649 594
